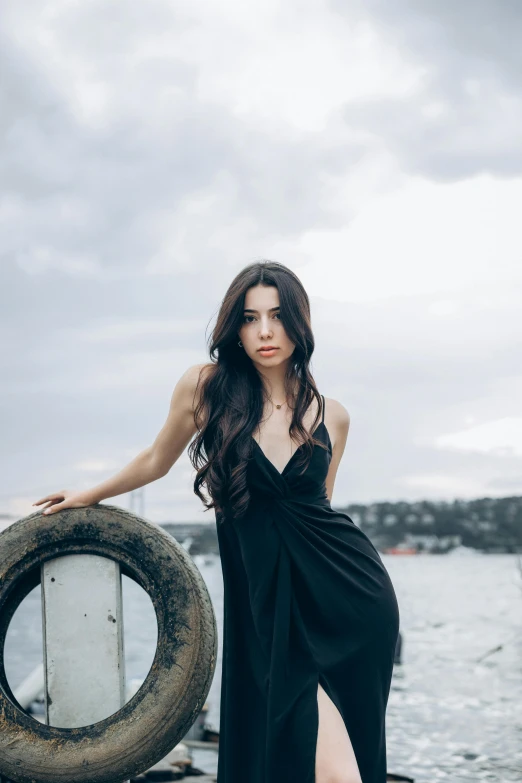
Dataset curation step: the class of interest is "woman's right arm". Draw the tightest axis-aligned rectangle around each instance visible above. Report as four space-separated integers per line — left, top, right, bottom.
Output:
33 363 212 515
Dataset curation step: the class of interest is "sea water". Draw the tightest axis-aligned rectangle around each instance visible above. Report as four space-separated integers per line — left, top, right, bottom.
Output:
4 551 521 782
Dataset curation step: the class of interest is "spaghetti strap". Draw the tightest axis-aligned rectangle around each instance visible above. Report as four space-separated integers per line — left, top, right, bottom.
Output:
321 394 325 424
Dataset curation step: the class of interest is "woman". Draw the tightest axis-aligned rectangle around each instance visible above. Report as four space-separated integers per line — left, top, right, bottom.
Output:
33 261 400 783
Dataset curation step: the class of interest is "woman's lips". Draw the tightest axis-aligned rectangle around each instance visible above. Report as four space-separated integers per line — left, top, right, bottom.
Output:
258 348 278 356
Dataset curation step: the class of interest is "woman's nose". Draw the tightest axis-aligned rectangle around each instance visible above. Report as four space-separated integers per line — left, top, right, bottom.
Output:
259 320 273 336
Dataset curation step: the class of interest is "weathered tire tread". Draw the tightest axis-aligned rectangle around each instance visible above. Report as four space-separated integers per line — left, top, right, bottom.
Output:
0 506 218 783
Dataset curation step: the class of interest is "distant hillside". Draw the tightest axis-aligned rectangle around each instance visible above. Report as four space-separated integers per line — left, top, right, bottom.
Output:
162 495 522 555
340 495 522 553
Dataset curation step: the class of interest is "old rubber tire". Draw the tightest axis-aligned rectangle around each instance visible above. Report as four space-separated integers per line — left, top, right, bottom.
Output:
0 505 218 783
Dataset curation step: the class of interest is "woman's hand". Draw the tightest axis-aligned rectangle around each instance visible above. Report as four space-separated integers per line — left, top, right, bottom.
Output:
32 489 99 516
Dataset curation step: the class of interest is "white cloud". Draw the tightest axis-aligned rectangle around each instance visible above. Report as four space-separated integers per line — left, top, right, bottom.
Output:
3 1 426 135
73 459 122 472
297 174 522 302
433 417 522 458
185 12 425 132
2 0 522 515
397 473 485 496
75 318 203 342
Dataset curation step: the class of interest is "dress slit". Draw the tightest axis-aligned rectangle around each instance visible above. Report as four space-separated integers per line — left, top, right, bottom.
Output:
315 671 361 782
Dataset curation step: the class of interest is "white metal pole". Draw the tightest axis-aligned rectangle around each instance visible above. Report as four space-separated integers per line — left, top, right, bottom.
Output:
41 554 129 783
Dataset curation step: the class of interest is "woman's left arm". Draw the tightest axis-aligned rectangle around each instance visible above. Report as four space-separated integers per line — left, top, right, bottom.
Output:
324 399 350 503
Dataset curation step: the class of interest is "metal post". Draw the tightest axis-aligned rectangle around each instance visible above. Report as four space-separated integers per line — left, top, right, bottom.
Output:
41 554 129 783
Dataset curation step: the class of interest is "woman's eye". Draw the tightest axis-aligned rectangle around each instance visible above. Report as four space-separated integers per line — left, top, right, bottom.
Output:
243 313 281 323
243 315 255 323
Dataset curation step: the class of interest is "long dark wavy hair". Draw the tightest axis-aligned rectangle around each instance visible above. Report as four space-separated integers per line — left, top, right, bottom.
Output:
188 260 326 523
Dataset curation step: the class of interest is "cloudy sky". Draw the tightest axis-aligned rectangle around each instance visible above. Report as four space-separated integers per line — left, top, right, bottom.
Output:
1 0 521 526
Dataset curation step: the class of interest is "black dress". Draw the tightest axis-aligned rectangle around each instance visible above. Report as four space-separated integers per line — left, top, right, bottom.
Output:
215 396 400 783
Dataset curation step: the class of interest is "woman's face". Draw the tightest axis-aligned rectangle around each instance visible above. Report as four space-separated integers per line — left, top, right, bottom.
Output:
238 285 295 368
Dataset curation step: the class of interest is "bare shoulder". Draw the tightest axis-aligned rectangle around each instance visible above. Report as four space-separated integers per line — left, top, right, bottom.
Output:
323 397 350 449
181 362 214 390
324 396 350 427
178 362 215 410
322 398 350 500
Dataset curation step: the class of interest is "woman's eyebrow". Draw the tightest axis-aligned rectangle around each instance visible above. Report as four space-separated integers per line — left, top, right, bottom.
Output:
243 306 280 313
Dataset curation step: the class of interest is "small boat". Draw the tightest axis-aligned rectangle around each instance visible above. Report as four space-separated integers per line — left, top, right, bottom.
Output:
384 547 417 555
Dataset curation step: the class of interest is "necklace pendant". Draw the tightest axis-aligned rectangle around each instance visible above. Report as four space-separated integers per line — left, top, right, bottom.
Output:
276 404 281 409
